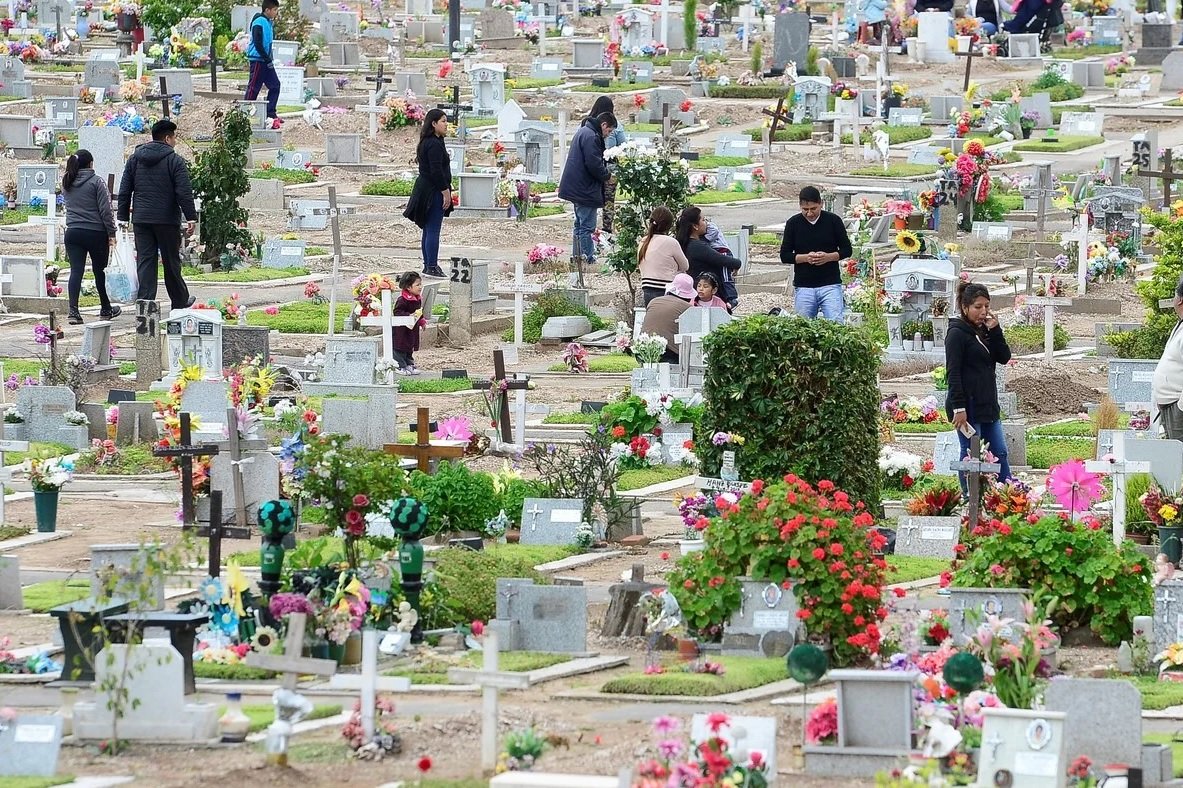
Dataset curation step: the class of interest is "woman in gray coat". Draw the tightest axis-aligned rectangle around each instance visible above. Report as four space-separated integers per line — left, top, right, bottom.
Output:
62 150 121 324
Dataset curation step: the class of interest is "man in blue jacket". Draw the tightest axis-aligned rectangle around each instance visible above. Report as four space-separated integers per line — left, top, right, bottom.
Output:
558 112 617 265
245 0 282 129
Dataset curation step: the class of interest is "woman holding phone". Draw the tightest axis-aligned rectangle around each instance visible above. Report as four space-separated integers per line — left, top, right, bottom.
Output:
945 280 1013 495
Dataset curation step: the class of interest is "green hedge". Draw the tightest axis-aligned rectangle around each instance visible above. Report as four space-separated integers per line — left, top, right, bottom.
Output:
1106 314 1174 359
709 85 791 99
699 315 881 509
745 124 814 142
1004 324 1070 354
502 290 606 344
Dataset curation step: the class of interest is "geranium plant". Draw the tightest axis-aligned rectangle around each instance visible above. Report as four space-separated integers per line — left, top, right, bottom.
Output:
632 712 769 787
806 698 838 744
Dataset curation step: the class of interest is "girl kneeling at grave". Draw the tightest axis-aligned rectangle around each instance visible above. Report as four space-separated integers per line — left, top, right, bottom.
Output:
393 271 428 375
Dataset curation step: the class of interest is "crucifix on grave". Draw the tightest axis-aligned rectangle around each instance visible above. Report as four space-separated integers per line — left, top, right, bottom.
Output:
42 311 64 376
1158 588 1177 626
761 92 792 155
1085 432 1152 546
144 75 173 118
358 288 418 370
384 406 466 473
1138 148 1183 209
360 62 393 140
446 630 531 773
950 435 1001 529
739 2 756 53
953 42 979 93
0 427 29 526
134 43 146 82
327 630 411 741
152 412 221 527
1023 295 1072 361
208 51 224 93
473 348 531 446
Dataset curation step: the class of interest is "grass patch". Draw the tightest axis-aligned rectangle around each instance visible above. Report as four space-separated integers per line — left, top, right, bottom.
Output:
1004 323 1070 354
967 133 1005 148
507 77 562 90
571 81 654 93
194 661 278 680
542 411 599 424
887 555 950 584
135 390 171 403
20 578 91 612
892 421 953 434
842 126 933 145
525 204 565 218
387 650 571 684
75 443 170 475
246 301 347 334
746 124 814 142
602 655 785 696
1029 414 1128 437
618 465 693 491
1013 135 1105 153
1028 437 1096 469
0 95 24 102
751 232 779 245
0 206 48 226
689 155 753 170
464 117 497 128
0 778 75 788
993 192 1024 212
1052 44 1122 59
220 703 341 733
709 85 792 99
31 63 85 72
0 525 30 541
362 176 459 197
0 359 45 379
249 168 317 184
276 104 306 113
396 377 473 394
849 163 940 178
5 442 74 467
1130 675 1183 711
546 352 638 373
184 266 310 282
689 190 762 204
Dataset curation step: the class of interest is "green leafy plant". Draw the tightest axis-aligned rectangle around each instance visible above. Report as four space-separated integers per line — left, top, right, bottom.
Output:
749 40 762 75
418 547 559 628
501 290 606 344
1106 210 1183 359
192 107 252 268
410 461 500 536
954 514 1152 644
683 0 698 50
1004 323 1070 353
698 316 881 510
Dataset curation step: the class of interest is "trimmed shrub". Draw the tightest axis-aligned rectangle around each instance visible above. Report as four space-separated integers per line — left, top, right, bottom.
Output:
410 460 500 535
1004 324 1070 353
698 316 881 510
502 290 607 344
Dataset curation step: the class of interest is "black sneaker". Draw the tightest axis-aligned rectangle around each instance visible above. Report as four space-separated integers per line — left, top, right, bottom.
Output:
67 310 83 325
100 305 122 319
423 266 446 278
184 295 196 308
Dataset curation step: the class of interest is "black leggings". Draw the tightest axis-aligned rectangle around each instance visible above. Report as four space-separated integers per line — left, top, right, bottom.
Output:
64 227 112 312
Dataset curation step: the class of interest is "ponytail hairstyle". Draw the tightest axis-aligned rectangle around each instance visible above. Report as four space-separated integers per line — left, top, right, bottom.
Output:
956 280 992 336
637 205 675 264
398 270 423 291
63 149 94 192
674 206 702 252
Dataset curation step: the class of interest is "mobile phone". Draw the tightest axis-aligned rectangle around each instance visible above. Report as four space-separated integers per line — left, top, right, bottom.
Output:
958 422 977 439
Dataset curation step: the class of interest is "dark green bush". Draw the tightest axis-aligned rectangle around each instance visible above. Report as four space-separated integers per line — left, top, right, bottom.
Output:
1004 324 1070 353
699 315 881 509
420 547 549 628
503 290 607 344
710 85 791 99
1106 314 1174 359
497 477 548 527
411 461 500 535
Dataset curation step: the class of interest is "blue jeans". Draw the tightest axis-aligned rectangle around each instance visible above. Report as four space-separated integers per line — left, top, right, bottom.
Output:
572 204 598 263
421 191 445 271
980 20 998 34
794 283 844 321
955 418 1011 497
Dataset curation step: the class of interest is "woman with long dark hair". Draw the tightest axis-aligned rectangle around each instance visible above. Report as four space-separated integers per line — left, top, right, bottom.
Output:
62 149 120 325
675 206 741 293
637 205 687 306
401 108 452 278
587 95 626 234
945 280 1013 494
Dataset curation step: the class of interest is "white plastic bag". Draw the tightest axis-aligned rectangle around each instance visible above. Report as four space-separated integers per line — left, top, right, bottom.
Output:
105 229 138 304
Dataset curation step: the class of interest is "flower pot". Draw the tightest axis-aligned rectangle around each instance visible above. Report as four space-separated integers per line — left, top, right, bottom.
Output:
75 16 89 38
678 539 705 556
116 12 137 32
893 216 907 230
506 528 521 544
676 638 699 660
883 95 903 112
834 97 856 118
305 63 319 77
956 35 972 52
33 489 58 533
1128 532 1152 545
1160 525 1183 565
1162 670 1183 683
340 630 362 665
932 315 949 346
885 313 904 349
924 340 934 352
310 641 330 659
1021 126 1033 139
4 423 26 441
106 423 117 440
328 640 346 664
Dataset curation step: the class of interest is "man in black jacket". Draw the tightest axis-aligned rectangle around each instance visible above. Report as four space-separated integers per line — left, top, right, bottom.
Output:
117 120 197 310
558 112 617 265
779 185 852 321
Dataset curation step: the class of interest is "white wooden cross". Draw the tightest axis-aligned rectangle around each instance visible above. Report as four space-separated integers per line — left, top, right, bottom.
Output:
327 629 410 742
0 430 29 526
247 613 338 690
358 87 387 141
447 631 531 772
1069 220 1090 295
739 2 756 53
506 259 543 347
358 289 416 367
31 192 58 266
1023 296 1072 361
1085 432 1152 546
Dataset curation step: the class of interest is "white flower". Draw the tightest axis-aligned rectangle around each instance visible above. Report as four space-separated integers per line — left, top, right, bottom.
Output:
609 442 629 459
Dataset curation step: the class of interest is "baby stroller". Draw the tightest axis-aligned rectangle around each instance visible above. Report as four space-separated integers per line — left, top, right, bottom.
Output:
1002 0 1064 49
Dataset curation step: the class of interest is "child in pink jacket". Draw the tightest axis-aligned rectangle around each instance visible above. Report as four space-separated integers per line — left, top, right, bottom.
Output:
691 272 732 312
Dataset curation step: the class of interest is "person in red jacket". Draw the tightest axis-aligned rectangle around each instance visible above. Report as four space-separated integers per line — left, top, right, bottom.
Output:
393 271 428 375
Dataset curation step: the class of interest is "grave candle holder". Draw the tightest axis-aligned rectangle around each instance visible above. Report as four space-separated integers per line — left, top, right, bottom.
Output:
389 496 429 643
258 500 296 598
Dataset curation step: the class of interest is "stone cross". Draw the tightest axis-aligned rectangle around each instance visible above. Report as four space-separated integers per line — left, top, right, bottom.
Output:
739 2 756 53
0 430 29 526
1138 148 1182 209
152 412 220 527
445 631 530 772
1085 432 1152 545
224 406 252 531
358 288 415 366
321 186 357 337
506 259 543 347
984 730 1004 760
473 349 531 445
1023 296 1072 361
1158 588 1177 628
143 75 173 118
950 435 1001 528
525 502 543 531
384 406 465 473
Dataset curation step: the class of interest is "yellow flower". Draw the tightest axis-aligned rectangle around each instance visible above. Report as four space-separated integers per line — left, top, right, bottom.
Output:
896 230 921 254
1161 504 1178 521
944 243 961 254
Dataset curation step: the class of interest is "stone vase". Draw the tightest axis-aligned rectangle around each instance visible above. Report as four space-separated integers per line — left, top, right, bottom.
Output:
678 539 705 556
885 313 904 349
932 315 949 346
3 422 26 441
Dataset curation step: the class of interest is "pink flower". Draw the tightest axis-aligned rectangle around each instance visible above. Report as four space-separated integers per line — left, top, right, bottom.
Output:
989 563 1005 576
353 493 369 508
264 306 279 316
652 715 680 736
471 620 485 636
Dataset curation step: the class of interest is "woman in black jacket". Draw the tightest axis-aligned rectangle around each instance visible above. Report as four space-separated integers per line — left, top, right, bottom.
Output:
62 150 121 325
675 206 741 297
945 281 1013 494
402 109 452 278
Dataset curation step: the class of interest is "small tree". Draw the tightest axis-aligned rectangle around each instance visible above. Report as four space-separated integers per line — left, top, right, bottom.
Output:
683 0 698 51
750 40 762 76
192 106 252 268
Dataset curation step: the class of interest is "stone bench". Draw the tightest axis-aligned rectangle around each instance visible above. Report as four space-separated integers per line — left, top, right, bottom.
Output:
104 612 210 695
49 598 130 683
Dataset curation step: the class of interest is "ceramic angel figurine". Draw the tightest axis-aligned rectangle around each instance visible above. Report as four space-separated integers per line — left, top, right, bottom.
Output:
1154 552 1176 586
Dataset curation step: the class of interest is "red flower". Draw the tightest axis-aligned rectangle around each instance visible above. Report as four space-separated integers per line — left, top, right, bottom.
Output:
683 579 695 589
683 439 694 450
901 474 914 489
706 712 729 733
708 576 725 588
302 409 317 423
352 493 369 508
829 543 844 556
787 558 800 569
345 509 365 536
841 603 854 614
611 425 626 438
751 479 764 495
418 756 433 772
660 551 670 560
939 571 953 588
471 620 485 636
892 587 906 598
1065 547 1073 555
680 99 693 112
797 609 812 620
818 480 834 492
812 547 826 561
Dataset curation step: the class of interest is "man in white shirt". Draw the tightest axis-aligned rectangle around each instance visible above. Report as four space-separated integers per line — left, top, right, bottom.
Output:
1152 276 1183 440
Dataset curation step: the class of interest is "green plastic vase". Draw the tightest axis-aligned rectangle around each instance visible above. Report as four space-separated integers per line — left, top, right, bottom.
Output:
1160 526 1183 565
33 489 59 533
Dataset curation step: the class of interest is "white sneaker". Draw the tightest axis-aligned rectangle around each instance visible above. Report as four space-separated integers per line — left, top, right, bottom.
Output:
407 366 422 376
396 367 412 376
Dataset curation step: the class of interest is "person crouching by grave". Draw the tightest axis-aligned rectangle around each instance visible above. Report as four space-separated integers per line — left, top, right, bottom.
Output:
403 108 453 279
558 111 618 265
780 185 852 321
945 280 1013 496
1151 275 1183 440
638 206 688 307
393 271 427 375
62 149 121 325
677 207 742 312
639 273 695 363
244 0 282 129
587 96 627 235
691 272 731 313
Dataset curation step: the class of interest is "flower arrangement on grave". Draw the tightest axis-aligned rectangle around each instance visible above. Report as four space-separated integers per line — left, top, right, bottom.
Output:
20 455 72 492
905 481 961 516
1140 485 1183 526
341 694 401 757
953 15 980 37
352 273 396 318
1066 26 1088 44
1072 0 1109 13
610 434 662 470
920 609 951 645
602 393 702 444
381 91 426 129
562 341 589 373
965 600 1056 709
1155 642 1183 675
843 280 880 314
1047 459 1105 515
883 198 915 220
895 230 922 254
504 177 538 221
631 713 769 787
631 331 668 364
881 293 905 314
180 568 259 646
111 1 142 15
496 727 549 773
0 637 58 675
84 438 119 468
315 572 370 645
1085 237 1134 282
982 478 1035 518
295 40 322 67
433 415 474 443
148 27 208 68
898 15 918 37
877 445 927 493
830 81 858 100
4 39 42 62
805 698 838 744
63 409 88 426
880 394 946 425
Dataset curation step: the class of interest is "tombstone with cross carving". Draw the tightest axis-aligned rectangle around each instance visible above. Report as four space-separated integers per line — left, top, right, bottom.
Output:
468 63 506 116
518 498 586 545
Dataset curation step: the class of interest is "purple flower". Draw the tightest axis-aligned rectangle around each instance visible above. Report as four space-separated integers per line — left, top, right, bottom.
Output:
269 592 315 618
652 715 680 736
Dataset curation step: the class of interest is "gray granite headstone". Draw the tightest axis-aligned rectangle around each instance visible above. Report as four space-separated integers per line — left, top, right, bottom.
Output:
513 583 587 652
894 516 961 559
83 55 121 89
114 400 159 446
90 543 164 610
722 577 802 657
0 714 63 777
323 337 379 385
154 68 195 104
1163 50 1183 91
834 669 918 748
178 381 232 438
1045 678 1141 769
1153 579 1183 657
78 402 108 441
80 320 113 365
16 386 75 446
518 498 586 545
772 11 809 71
929 95 963 119
262 239 306 269
1095 429 1140 460
16 164 58 205
325 133 361 164
3 256 47 297
948 587 1031 645
1108 359 1157 406
275 149 314 170
248 177 285 209
1123 437 1183 491
78 125 126 197
908 147 943 165
321 392 399 449
887 107 923 127
1018 92 1053 129
43 97 78 131
932 430 961 475
209 450 280 525
0 115 33 147
0 554 21 610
